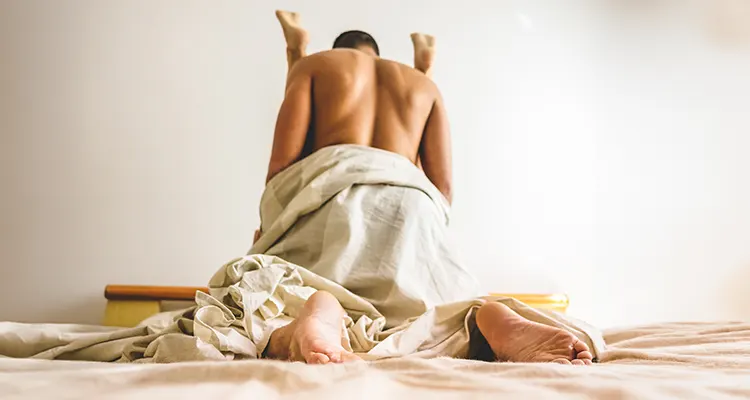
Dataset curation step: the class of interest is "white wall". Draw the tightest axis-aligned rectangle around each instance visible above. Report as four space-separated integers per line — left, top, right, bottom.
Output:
1 0 749 328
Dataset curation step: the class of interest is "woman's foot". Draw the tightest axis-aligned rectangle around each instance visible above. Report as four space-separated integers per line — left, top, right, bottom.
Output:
476 302 594 365
266 291 360 364
410 33 436 77
289 311 360 364
276 10 309 52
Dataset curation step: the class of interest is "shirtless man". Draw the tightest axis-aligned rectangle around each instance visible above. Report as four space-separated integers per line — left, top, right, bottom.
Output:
262 11 594 366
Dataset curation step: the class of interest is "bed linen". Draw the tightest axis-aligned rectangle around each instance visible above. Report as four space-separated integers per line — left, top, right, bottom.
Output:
1 321 749 399
0 145 604 363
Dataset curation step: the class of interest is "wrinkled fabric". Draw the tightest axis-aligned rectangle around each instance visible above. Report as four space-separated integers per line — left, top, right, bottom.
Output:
0 145 604 362
2 322 749 400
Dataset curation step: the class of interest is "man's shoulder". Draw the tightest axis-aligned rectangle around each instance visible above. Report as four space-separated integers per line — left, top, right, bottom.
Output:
304 49 363 63
375 57 421 74
293 49 364 73
376 59 439 90
298 51 438 90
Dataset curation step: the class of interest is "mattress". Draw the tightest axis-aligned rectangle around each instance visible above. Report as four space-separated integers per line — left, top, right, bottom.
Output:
1 321 748 399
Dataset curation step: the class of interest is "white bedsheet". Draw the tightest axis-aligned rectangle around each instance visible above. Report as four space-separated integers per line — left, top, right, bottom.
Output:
1 321 749 399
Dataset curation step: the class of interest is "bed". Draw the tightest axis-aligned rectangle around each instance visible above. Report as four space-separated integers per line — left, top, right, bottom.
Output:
2 322 749 399
1 285 748 399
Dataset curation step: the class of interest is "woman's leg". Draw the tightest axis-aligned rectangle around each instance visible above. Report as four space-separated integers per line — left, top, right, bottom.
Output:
276 10 310 73
411 33 436 78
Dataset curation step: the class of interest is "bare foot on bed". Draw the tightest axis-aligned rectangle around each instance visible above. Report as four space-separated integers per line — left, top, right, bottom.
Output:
266 291 360 364
411 33 436 77
289 311 360 364
476 302 593 365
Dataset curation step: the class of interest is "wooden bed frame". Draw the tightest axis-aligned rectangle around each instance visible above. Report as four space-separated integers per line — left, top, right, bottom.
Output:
103 285 570 327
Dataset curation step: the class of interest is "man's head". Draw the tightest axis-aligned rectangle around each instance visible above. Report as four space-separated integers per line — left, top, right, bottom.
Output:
332 30 380 57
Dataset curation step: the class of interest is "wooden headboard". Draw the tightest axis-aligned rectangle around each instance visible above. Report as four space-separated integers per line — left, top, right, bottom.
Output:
105 285 209 301
103 285 569 327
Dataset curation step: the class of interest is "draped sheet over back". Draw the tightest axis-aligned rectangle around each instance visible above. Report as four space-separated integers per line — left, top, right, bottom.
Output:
252 144 483 328
0 145 605 362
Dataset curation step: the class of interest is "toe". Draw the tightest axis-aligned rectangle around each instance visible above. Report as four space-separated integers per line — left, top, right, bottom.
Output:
552 358 572 365
571 359 586 366
328 352 342 363
583 359 593 366
573 339 590 354
306 352 330 364
576 351 593 361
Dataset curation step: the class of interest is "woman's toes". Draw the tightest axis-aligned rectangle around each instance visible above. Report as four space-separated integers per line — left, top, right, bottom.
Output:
573 339 590 354
328 352 342 363
307 352 330 364
577 351 593 361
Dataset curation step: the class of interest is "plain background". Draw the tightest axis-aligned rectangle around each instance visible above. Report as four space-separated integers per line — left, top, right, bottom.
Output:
1 0 749 328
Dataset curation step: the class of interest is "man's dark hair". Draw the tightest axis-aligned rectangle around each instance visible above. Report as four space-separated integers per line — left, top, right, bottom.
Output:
332 30 380 56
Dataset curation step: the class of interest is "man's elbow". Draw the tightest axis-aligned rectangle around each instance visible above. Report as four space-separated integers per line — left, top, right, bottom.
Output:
423 171 452 204
436 181 452 205
442 187 453 205
266 161 287 183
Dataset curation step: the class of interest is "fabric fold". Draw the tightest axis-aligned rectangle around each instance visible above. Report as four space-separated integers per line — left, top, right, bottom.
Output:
0 144 604 362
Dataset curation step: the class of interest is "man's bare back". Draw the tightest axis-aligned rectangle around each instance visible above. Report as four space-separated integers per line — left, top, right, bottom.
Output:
267 48 452 203
306 49 436 159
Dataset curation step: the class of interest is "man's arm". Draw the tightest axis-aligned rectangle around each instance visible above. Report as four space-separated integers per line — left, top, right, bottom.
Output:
419 91 453 204
266 60 313 183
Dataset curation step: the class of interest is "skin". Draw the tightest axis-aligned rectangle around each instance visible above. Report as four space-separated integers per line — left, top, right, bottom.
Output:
265 48 453 204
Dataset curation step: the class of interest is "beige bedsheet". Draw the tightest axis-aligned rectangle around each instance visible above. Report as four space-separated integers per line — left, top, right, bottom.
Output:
1 321 749 399
0 254 602 363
